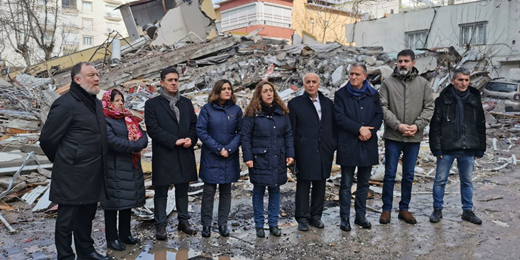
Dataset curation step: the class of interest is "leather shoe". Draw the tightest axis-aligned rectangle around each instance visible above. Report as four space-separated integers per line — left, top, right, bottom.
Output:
398 210 417 224
120 234 140 245
78 251 109 260
256 227 265 238
340 218 351 232
298 221 309 231
379 211 391 224
178 223 197 235
309 219 324 229
354 217 372 229
107 239 125 251
202 226 211 238
156 224 167 240
269 226 282 237
219 225 230 237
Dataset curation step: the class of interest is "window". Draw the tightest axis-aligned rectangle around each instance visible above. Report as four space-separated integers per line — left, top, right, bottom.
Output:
460 22 486 45
82 1 92 11
62 0 76 9
105 5 121 18
82 18 93 29
106 22 119 33
405 30 428 50
83 36 93 45
485 82 518 93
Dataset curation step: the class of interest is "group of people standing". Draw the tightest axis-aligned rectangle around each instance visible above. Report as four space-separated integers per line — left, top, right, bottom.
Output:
39 48 486 260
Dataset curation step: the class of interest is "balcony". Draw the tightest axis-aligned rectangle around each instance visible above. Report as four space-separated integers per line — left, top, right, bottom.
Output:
104 0 123 4
104 12 122 21
62 6 79 15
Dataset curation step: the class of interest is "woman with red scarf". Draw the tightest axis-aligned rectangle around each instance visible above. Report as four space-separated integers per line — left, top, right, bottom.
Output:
100 89 148 251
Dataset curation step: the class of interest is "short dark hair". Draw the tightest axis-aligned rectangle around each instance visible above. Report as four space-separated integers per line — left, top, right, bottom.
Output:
160 66 179 81
397 49 416 61
208 79 236 104
110 89 124 102
71 62 95 81
452 67 471 80
350 63 367 74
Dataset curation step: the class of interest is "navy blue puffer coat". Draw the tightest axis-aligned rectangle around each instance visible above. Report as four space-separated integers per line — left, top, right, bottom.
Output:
196 101 243 184
241 107 295 187
101 117 147 210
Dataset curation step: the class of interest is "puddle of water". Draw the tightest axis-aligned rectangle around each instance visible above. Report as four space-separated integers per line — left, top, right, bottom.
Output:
135 247 247 260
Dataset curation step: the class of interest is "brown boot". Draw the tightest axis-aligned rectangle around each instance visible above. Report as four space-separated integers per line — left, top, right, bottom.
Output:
379 211 391 224
155 224 167 240
398 210 417 224
178 223 197 235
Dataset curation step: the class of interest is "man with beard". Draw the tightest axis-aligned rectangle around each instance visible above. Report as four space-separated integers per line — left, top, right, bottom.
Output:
379 49 434 225
40 62 109 260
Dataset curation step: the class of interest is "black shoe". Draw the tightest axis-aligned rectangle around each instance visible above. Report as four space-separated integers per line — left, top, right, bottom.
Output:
340 218 351 232
107 239 126 251
256 227 265 238
354 218 372 229
298 221 309 231
461 210 482 225
309 219 325 229
78 251 109 260
178 223 197 235
120 234 140 245
202 226 211 238
429 209 443 223
269 226 282 237
156 224 167 240
219 225 230 237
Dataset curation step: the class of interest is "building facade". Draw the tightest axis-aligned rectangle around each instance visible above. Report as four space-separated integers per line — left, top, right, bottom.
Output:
344 0 520 78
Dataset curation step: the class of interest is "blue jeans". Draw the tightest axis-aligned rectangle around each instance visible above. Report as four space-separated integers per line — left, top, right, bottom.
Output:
382 139 420 212
340 166 372 220
433 154 475 210
252 185 280 228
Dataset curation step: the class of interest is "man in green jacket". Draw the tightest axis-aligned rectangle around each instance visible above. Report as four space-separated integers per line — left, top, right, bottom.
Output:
379 49 434 225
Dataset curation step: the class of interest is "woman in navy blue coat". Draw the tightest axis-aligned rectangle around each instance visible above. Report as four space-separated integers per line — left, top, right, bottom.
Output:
197 80 242 238
241 81 294 238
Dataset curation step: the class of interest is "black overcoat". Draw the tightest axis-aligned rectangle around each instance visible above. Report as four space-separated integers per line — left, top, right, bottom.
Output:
39 82 108 205
288 91 337 181
334 84 383 166
100 117 147 210
144 95 198 185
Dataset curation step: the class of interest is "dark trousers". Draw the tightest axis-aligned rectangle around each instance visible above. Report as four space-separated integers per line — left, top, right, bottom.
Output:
339 166 372 220
55 203 97 260
295 179 326 223
154 183 190 226
200 183 232 227
104 209 132 241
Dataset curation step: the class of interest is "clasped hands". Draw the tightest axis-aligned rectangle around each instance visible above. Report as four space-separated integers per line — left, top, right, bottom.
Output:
175 138 192 148
398 124 418 137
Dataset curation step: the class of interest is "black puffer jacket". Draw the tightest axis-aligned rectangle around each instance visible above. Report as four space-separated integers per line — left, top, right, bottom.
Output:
429 85 486 156
100 117 148 210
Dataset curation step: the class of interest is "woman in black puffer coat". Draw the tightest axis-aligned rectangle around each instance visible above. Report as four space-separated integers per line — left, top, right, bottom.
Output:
101 89 148 251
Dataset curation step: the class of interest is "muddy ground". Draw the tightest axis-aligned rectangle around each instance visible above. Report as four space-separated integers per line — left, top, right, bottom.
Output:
1 146 519 260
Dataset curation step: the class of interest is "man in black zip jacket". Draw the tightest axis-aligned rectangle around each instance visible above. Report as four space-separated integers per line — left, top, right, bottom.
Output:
429 67 486 225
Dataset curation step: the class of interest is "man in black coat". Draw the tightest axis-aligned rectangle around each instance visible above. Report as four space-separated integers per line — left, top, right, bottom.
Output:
334 63 383 231
429 68 486 225
288 73 337 231
145 67 198 239
39 62 109 260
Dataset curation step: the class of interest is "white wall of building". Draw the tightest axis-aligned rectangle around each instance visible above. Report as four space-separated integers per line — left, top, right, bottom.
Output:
220 2 292 32
345 0 520 78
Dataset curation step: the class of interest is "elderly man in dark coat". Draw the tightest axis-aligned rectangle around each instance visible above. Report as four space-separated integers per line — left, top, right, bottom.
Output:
39 62 109 260
288 73 337 231
145 67 198 239
334 63 383 231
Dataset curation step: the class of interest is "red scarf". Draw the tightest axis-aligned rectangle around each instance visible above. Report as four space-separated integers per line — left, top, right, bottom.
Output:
102 90 143 169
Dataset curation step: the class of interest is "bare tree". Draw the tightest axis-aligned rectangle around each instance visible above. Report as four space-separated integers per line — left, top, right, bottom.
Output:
23 0 60 61
0 0 33 66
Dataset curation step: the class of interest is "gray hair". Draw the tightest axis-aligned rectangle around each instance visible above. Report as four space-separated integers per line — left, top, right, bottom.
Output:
302 72 320 83
350 63 367 74
71 62 95 81
451 67 471 80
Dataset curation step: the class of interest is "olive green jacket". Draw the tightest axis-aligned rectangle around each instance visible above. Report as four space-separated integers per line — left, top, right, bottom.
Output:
379 67 434 143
